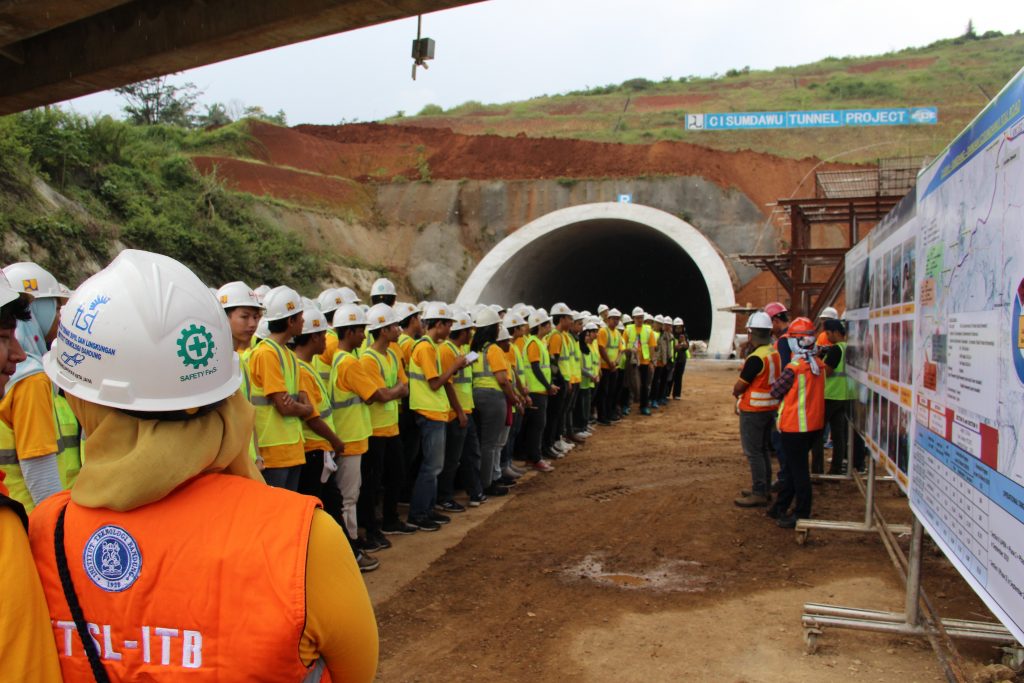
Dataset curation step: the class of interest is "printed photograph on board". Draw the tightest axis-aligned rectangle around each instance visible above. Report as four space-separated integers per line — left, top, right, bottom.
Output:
890 321 901 383
871 391 881 446
890 245 902 308
881 323 891 377
900 319 913 385
883 250 893 308
871 259 882 309
879 396 890 457
897 407 911 474
901 238 916 304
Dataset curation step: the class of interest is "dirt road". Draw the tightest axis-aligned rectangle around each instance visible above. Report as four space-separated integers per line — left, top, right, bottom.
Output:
368 361 1004 682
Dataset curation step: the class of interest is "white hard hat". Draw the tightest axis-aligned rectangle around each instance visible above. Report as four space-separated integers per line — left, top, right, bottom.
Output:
644 312 654 321
359 304 369 313
617 322 625 330
503 313 526 329
423 302 457 321
3 262 62 299
451 307 474 332
0 271 20 308
217 281 263 310
370 278 396 298
597 304 609 314
631 306 644 318
301 305 329 335
394 301 420 322
317 288 345 314
573 310 588 321
818 306 839 320
254 318 270 340
338 286 361 304
673 317 684 326
747 311 773 330
366 303 396 331
607 308 622 318
42 250 240 412
489 303 505 313
262 286 303 322
58 282 74 299
332 303 367 328
583 321 599 332
550 302 572 316
529 309 552 328
496 325 511 342
474 307 501 328
622 314 633 324
253 284 271 301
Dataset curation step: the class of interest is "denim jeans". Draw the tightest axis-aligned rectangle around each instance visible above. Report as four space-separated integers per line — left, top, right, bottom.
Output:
739 410 775 495
409 415 448 519
263 464 302 491
438 418 469 502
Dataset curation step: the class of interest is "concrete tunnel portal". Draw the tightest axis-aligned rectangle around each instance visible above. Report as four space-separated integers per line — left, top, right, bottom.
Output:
457 203 737 356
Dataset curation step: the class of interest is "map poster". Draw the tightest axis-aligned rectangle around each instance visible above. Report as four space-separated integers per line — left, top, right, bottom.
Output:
910 66 1024 643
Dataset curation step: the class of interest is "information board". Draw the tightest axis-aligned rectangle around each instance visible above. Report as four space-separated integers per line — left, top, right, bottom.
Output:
684 107 938 131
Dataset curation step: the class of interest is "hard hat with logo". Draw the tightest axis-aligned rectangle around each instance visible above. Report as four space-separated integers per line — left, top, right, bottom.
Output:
764 302 788 319
262 286 303 322
365 303 396 332
301 305 329 335
503 313 526 329
787 317 816 337
451 307 474 332
394 302 420 322
474 307 501 328
550 302 572 317
338 286 361 304
631 306 644 318
423 302 457 321
528 309 552 328
370 278 396 298
3 262 62 299
42 250 240 412
817 306 839 320
317 288 345 315
747 312 773 330
332 303 367 328
217 281 264 310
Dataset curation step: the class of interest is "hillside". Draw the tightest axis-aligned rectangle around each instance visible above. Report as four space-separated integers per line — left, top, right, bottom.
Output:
385 31 1024 162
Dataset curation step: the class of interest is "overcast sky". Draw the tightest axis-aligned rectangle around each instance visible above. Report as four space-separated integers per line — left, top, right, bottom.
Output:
65 0 1020 125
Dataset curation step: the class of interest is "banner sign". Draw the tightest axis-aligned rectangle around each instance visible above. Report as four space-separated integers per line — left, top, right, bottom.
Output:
684 107 937 131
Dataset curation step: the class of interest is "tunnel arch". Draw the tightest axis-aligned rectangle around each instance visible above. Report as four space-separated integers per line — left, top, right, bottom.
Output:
457 202 737 356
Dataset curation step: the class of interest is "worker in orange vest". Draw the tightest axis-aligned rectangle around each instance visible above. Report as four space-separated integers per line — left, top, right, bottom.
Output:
28 250 377 682
732 312 781 508
766 316 825 529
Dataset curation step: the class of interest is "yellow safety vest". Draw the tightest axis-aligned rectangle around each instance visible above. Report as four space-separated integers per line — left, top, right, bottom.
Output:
408 337 451 416
237 347 259 463
313 329 338 381
447 340 474 412
363 347 401 430
297 359 333 450
472 343 502 392
582 342 599 390
329 349 372 444
0 381 82 513
603 328 621 367
249 339 304 449
524 335 551 394
547 329 573 379
824 341 858 401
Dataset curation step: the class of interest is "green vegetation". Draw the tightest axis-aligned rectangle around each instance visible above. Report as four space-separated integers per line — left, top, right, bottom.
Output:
385 30 1024 161
0 108 323 290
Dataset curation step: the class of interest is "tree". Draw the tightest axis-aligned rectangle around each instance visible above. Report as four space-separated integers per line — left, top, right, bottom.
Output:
964 19 976 38
240 105 287 125
197 102 233 128
115 76 201 127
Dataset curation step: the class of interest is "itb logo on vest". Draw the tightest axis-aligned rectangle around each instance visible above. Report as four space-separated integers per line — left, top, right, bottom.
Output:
83 525 142 592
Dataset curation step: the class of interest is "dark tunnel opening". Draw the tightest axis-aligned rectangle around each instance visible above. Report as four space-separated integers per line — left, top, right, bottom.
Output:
477 219 714 339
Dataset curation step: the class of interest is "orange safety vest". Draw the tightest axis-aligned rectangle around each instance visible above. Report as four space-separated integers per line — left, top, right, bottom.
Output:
776 357 826 433
738 345 781 412
28 474 320 682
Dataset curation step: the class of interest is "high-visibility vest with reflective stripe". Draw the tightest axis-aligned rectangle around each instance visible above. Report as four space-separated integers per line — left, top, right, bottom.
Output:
568 334 582 384
546 330 573 379
824 341 858 401
601 328 621 368
297 359 333 451
581 345 599 390
512 343 527 387
408 337 450 415
625 324 652 361
249 339 303 449
313 329 338 382
29 474 319 682
524 335 552 394
776 357 826 433
445 341 474 412
328 349 372 445
237 347 259 462
0 379 82 512
472 343 502 392
363 347 401 431
738 344 782 412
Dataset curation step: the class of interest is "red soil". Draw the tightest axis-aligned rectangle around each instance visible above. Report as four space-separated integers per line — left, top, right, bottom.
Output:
846 56 937 74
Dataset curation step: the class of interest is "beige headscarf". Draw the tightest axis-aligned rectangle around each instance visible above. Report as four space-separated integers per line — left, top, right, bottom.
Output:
67 391 262 512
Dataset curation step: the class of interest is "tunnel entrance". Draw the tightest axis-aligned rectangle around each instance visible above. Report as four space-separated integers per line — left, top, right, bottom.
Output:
457 203 737 355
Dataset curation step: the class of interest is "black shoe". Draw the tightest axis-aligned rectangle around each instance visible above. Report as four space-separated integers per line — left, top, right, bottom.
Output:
776 515 800 529
407 516 440 531
496 476 518 486
430 511 451 524
369 531 392 550
598 420 613 426
436 500 466 513
770 480 784 493
484 484 510 497
358 536 383 553
381 520 418 535
765 506 783 520
468 493 488 507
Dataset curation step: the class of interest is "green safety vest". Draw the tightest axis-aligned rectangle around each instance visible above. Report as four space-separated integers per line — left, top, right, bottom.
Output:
249 338 304 449
363 347 401 431
408 337 451 416
296 359 333 449
581 344 599 390
512 343 527 387
328 349 372 444
237 347 259 463
625 324 652 361
568 334 582 383
547 329 574 379
0 380 83 513
524 335 552 394
313 329 337 381
824 341 858 401
603 327 621 366
446 340 474 412
472 343 503 392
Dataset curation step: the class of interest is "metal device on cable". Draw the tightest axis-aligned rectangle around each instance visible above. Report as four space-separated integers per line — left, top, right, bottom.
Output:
411 15 435 80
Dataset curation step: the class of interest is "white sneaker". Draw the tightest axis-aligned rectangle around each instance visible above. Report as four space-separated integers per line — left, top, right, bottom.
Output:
574 431 591 440
558 438 575 450
552 441 568 453
547 448 566 460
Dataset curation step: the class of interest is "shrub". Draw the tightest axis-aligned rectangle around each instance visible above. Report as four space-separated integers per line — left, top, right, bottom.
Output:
417 103 444 116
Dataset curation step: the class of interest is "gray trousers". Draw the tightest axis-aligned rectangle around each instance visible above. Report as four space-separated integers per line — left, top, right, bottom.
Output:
473 388 507 489
739 410 776 496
